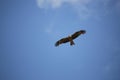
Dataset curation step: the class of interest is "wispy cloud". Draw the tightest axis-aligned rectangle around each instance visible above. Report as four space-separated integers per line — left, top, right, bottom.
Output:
36 0 92 9
44 22 54 34
36 0 119 20
36 0 63 8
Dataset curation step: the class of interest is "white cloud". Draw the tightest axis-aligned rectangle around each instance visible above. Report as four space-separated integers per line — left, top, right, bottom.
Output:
36 0 95 19
36 0 119 20
50 0 63 8
36 0 63 8
36 0 93 9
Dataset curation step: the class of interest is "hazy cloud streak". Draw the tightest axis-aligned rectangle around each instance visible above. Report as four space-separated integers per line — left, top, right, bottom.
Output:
36 0 120 19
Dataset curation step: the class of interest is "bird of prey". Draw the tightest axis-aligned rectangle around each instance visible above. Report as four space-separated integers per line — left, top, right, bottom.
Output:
55 30 86 47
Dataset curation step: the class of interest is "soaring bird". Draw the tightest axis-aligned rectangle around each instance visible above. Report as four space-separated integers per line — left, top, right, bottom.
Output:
55 30 86 46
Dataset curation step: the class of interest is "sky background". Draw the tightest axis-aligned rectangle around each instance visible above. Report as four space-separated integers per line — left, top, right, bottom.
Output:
0 0 120 80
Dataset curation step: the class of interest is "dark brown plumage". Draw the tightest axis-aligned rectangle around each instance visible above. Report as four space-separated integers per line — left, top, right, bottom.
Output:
55 30 86 46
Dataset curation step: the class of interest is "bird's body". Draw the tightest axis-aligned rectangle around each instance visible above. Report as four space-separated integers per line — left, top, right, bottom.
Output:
55 30 86 46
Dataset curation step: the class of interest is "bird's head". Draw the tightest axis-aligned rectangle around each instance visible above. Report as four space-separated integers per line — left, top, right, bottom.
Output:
68 35 71 37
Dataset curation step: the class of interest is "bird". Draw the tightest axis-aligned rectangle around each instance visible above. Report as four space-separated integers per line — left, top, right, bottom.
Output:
55 30 86 47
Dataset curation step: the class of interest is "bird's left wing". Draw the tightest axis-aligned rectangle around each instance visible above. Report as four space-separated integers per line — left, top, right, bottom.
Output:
55 37 70 46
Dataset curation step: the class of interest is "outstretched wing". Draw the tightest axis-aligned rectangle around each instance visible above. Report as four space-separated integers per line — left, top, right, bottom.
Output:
71 30 86 39
55 37 70 46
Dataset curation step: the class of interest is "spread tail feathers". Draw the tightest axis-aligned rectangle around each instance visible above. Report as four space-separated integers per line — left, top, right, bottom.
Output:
70 40 75 45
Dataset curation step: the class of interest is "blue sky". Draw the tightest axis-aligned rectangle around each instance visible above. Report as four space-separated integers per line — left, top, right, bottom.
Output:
1 0 120 80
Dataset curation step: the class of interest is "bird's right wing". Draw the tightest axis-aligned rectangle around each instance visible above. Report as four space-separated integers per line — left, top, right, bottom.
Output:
71 31 81 40
71 30 86 39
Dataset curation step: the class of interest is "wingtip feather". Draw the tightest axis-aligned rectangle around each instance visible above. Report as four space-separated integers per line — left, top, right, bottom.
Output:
55 41 59 47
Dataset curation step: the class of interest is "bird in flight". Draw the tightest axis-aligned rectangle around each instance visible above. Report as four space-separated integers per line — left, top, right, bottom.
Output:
55 30 86 47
